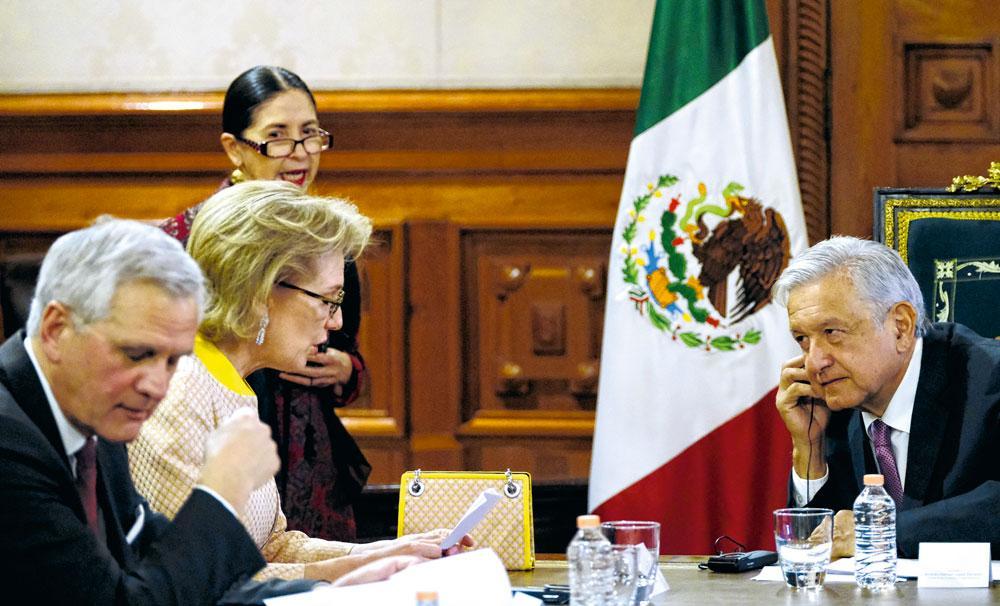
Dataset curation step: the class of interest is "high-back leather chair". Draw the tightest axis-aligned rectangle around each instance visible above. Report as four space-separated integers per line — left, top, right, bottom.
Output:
874 188 1000 338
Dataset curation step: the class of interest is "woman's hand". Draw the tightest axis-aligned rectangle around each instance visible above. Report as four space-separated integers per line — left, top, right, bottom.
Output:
352 529 476 559
279 345 353 390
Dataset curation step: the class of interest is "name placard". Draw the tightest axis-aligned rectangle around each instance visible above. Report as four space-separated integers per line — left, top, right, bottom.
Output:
917 543 991 588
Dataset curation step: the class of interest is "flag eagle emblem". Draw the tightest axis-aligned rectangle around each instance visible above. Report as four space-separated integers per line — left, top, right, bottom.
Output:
620 174 791 351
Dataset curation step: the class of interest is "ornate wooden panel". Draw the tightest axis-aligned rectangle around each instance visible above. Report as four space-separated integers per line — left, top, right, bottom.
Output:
785 0 830 243
898 39 999 142
830 0 1000 237
458 229 609 480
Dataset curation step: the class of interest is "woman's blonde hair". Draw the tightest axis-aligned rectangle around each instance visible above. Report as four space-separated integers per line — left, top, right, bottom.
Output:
188 180 372 343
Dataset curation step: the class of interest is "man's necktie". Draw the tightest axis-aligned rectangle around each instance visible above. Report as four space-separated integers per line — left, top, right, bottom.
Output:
75 437 100 535
870 419 904 504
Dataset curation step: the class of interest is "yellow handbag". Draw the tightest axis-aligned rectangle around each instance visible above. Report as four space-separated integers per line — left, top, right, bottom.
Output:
397 469 535 570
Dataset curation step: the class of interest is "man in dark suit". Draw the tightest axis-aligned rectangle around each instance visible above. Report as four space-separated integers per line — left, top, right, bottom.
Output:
773 236 999 559
0 220 411 605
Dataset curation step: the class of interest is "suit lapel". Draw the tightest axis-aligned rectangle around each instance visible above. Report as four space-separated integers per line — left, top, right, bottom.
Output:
0 333 73 475
903 330 950 507
0 332 94 529
847 411 868 491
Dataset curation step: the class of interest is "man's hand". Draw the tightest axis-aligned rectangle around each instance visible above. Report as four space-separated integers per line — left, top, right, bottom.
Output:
831 509 855 560
279 346 353 390
331 556 425 587
197 408 280 514
305 529 475 583
776 354 831 480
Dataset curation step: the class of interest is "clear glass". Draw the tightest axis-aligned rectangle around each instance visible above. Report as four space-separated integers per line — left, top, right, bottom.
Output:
601 521 660 605
608 544 639 606
773 508 833 589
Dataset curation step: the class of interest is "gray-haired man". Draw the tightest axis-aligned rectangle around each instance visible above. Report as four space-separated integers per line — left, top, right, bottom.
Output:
773 236 999 559
0 219 318 604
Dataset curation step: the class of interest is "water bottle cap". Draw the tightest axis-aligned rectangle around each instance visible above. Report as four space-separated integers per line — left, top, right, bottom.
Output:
863 473 884 486
577 514 601 528
416 591 438 600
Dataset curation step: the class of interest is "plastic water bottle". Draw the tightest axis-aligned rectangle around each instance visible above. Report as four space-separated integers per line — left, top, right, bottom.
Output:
567 514 613 605
853 473 897 589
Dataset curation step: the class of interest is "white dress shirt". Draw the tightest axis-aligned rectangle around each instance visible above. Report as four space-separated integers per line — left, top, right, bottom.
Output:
792 338 922 505
24 336 87 475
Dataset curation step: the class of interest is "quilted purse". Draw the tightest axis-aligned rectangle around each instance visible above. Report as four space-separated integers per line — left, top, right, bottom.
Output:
397 469 535 570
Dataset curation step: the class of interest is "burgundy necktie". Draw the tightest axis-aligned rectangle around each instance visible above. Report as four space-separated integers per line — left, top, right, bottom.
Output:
870 419 904 504
75 438 100 535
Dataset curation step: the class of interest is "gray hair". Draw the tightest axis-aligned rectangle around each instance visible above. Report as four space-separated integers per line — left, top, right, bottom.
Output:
26 218 206 336
771 235 930 337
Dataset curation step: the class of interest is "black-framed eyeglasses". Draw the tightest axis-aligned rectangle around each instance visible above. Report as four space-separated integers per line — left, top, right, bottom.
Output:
277 281 345 318
237 129 333 159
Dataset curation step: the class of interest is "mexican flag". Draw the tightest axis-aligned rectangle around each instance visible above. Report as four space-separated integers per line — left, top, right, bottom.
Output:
590 0 808 554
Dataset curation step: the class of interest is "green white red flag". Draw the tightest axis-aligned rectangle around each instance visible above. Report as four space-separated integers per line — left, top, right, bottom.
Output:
590 0 808 553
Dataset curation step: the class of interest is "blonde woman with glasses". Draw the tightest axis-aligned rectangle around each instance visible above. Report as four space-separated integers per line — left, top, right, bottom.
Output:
131 181 470 583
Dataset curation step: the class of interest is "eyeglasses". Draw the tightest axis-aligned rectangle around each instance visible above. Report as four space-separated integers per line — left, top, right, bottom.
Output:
237 129 333 159
277 281 345 318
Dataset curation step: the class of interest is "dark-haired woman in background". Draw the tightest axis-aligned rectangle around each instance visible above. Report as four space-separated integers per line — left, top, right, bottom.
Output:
161 65 369 541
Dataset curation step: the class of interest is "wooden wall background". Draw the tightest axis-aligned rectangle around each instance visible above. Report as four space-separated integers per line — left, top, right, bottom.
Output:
1 0 997 485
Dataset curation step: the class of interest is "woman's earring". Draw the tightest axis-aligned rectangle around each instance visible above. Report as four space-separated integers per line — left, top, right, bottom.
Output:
256 311 269 346
230 167 246 184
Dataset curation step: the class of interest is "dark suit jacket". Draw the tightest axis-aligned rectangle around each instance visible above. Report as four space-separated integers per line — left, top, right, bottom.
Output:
794 323 1000 558
0 332 316 605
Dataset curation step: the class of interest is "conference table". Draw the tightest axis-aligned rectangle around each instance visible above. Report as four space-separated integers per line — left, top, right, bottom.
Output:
509 555 1000 604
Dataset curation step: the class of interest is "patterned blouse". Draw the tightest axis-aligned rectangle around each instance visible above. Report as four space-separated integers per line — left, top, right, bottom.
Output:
129 334 354 580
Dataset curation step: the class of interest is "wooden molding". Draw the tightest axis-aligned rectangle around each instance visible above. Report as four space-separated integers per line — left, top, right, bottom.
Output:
458 413 595 438
787 0 830 243
339 415 404 438
0 88 640 116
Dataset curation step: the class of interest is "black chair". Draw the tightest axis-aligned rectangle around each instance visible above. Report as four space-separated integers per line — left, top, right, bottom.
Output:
874 188 1000 338
1 253 45 339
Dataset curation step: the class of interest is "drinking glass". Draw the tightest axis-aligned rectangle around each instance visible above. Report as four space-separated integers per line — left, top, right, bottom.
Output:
609 544 639 606
601 521 660 605
773 508 833 589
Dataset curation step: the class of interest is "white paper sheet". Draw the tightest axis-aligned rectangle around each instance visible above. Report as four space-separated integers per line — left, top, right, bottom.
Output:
440 489 502 550
510 592 543 605
634 543 670 595
264 548 513 606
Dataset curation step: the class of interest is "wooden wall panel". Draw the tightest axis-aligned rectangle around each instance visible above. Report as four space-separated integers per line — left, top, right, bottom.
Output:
340 225 408 484
785 0 830 243
0 90 636 487
458 230 609 481
830 0 1000 238
406 221 464 472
